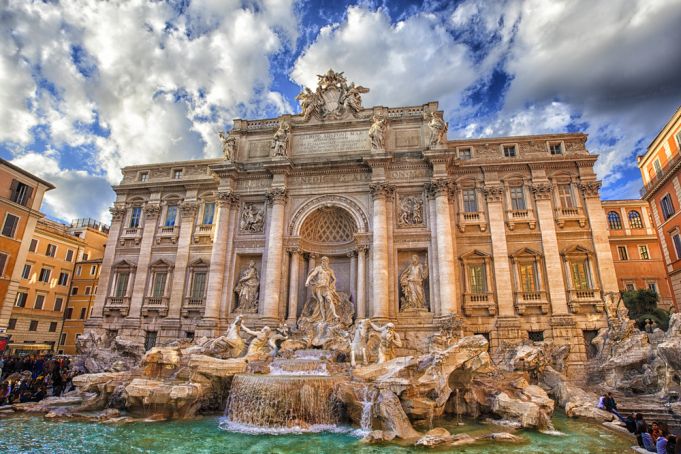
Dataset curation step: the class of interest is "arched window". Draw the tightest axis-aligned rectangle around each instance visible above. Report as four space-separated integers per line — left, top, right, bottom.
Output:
628 210 643 229
607 211 622 230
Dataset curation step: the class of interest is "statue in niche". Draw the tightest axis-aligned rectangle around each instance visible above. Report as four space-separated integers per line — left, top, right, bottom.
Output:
368 114 387 151
234 260 260 313
398 195 423 226
218 131 237 160
271 120 291 157
425 111 448 147
350 318 370 367
240 203 264 233
305 256 341 321
399 254 429 311
370 321 402 364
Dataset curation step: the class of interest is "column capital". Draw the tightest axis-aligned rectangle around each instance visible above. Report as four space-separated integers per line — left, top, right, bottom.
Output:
483 184 504 203
529 182 553 201
346 250 357 258
577 180 601 199
144 203 162 218
369 182 395 200
266 187 288 205
179 201 199 218
286 246 302 255
424 178 452 199
357 244 370 253
216 190 239 207
109 205 127 221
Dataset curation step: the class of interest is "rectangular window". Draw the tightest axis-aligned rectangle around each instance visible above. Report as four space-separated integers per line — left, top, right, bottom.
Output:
29 238 38 252
639 245 650 260
202 202 215 225
0 252 6 276
164 205 177 227
467 264 487 294
503 145 517 157
144 331 158 351
58 272 69 286
528 331 544 342
518 262 538 292
49 322 57 332
190 272 207 299
510 187 526 210
648 281 659 294
674 233 681 260
173 169 183 179
654 159 663 175
558 184 575 209
8 318 17 330
462 189 478 212
129 207 142 228
114 272 130 297
80 308 86 319
85 286 91 295
152 272 167 298
21 264 31 279
625 282 636 292
34 294 45 309
10 180 32 206
617 246 629 261
139 172 148 182
91 265 97 275
38 268 51 283
59 333 67 345
459 148 472 160
45 243 57 257
65 308 73 319
54 297 63 312
570 260 591 290
71 287 78 296
2 213 20 238
82 253 89 261
15 292 27 307
662 194 675 220
65 249 74 262
549 142 563 155
29 320 38 331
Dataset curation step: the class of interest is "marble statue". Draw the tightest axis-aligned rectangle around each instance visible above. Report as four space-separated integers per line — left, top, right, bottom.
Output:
240 203 264 233
295 69 369 120
425 111 448 147
304 256 341 322
234 260 260 313
244 325 274 359
398 196 423 226
370 321 402 364
342 82 369 114
368 115 387 151
399 254 429 311
206 315 249 357
271 121 291 157
218 131 237 160
295 87 320 121
351 318 370 367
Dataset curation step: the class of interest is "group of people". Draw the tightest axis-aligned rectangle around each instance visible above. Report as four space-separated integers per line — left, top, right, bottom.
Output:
0 354 78 405
599 392 680 453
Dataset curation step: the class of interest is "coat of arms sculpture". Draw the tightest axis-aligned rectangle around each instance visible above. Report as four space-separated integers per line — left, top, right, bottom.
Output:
295 69 370 121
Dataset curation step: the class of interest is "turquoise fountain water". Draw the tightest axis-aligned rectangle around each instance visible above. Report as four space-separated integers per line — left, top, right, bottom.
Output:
0 412 634 454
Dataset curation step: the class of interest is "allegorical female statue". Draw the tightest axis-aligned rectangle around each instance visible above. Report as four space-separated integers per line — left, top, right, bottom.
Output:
368 115 387 151
399 254 429 310
271 121 291 157
234 260 259 312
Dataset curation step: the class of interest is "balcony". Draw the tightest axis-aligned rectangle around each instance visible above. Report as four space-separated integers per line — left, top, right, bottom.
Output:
182 296 205 317
567 288 604 314
457 211 487 233
156 225 179 244
119 227 142 246
505 209 536 230
514 291 549 315
554 206 587 228
142 296 169 317
103 296 130 317
193 224 214 243
462 292 496 316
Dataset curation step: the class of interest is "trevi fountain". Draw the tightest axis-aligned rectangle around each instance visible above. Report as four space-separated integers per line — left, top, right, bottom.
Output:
2 71 680 453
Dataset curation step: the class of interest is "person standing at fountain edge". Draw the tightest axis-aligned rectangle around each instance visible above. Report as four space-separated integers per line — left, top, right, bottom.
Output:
304 256 340 321
370 322 402 364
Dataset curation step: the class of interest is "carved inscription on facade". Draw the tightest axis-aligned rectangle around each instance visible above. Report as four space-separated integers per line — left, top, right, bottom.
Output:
389 168 430 179
394 129 420 148
293 130 368 154
289 172 370 186
248 140 271 158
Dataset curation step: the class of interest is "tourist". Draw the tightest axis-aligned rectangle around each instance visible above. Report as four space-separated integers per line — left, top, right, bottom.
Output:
636 413 650 447
657 428 669 454
665 434 676 453
603 392 625 421
652 422 663 442
625 413 637 433
643 430 658 452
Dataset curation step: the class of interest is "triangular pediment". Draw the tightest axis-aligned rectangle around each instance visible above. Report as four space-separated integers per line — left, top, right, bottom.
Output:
561 245 592 256
510 247 543 258
460 249 491 260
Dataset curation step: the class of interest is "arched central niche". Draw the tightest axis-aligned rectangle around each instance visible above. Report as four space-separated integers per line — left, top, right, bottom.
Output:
299 206 356 246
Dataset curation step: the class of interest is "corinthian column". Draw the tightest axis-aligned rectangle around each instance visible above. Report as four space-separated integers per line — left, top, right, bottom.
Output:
167 201 198 319
369 182 394 320
426 179 457 315
286 247 301 324
127 202 161 319
484 184 514 317
262 187 287 322
203 191 238 323
356 245 368 318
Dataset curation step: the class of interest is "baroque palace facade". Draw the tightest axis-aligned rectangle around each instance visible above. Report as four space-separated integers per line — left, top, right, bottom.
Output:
88 70 617 376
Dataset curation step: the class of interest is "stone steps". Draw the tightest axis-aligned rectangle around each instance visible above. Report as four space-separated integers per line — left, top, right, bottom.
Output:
617 400 681 433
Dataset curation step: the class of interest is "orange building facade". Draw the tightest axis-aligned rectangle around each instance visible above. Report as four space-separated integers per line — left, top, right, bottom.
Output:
602 199 674 309
639 106 681 306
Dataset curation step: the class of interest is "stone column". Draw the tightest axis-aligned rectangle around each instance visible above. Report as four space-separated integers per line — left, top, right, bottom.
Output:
427 180 457 315
127 202 161 319
484 185 515 317
579 181 619 293
530 183 569 315
357 246 368 318
349 251 357 301
306 253 317 302
286 247 301 324
87 205 126 321
261 187 287 322
369 182 394 320
203 191 238 323
426 192 441 315
167 201 199 319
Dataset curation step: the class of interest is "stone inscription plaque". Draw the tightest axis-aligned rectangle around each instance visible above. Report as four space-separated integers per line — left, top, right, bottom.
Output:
394 129 420 148
293 130 368 154
248 140 271 158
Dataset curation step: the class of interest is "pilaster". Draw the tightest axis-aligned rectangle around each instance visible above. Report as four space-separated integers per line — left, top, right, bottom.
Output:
369 182 394 320
484 184 514 317
127 201 161 319
261 187 288 322
167 201 198 319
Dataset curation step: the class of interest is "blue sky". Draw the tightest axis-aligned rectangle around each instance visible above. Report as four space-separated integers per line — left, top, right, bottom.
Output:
1 0 680 223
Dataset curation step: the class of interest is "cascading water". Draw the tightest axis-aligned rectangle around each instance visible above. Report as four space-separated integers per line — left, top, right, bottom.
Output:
359 386 376 433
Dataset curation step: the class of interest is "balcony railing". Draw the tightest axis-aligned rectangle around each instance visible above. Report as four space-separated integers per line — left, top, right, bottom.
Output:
182 296 205 317
104 296 130 316
640 151 681 198
142 296 169 317
119 227 142 246
462 292 496 316
193 224 214 243
567 288 604 314
457 211 487 233
554 206 586 228
156 225 179 244
505 209 536 230
514 291 549 315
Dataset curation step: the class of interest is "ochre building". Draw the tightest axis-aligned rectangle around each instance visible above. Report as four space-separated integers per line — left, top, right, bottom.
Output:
61 257 103 354
602 199 674 309
639 106 681 306
88 70 618 378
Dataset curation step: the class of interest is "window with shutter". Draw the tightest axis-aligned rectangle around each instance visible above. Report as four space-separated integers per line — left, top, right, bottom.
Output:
0 252 7 276
2 214 19 238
